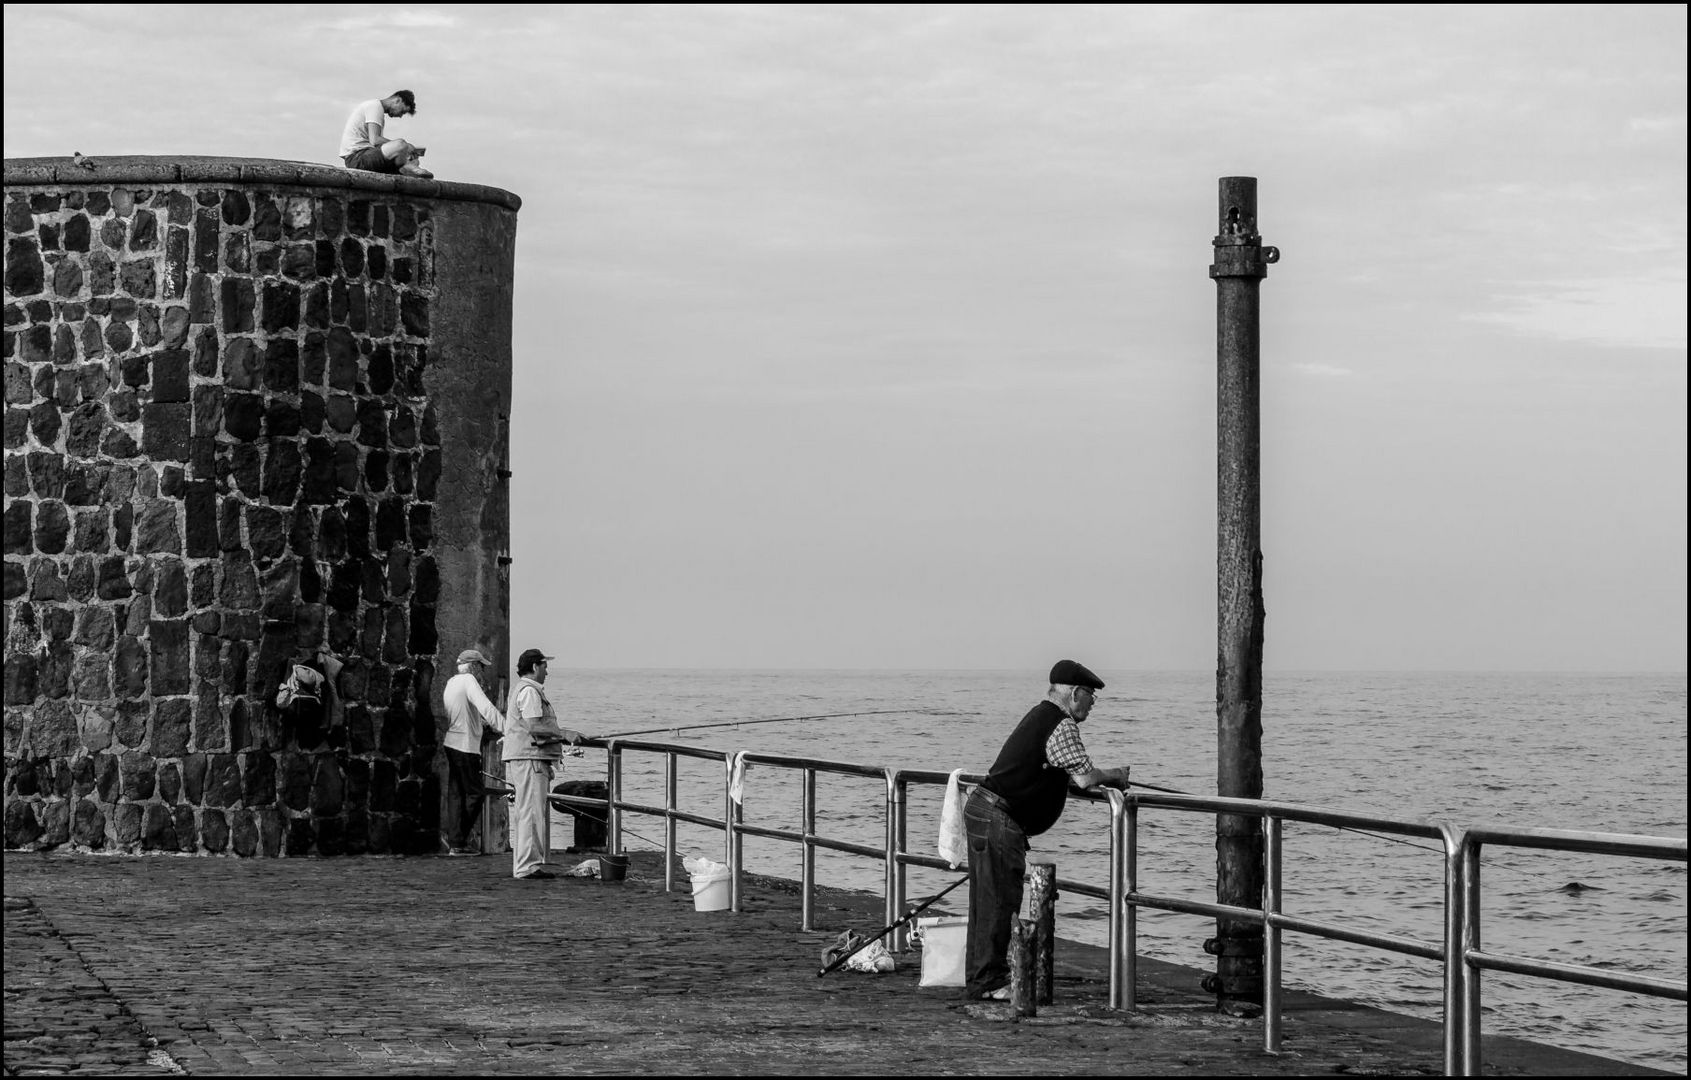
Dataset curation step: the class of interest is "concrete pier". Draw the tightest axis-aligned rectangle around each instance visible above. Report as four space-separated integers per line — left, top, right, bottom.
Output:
2 850 1670 1076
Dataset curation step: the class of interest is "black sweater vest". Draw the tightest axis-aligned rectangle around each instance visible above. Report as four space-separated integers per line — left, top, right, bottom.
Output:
981 700 1071 836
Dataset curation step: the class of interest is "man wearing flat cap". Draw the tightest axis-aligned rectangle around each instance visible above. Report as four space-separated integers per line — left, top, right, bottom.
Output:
503 648 587 879
441 648 506 855
963 660 1133 1001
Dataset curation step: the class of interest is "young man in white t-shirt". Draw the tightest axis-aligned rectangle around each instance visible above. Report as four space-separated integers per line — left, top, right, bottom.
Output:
339 89 432 178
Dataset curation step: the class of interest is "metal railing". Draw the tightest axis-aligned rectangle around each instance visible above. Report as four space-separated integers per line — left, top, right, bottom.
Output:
581 735 1687 1077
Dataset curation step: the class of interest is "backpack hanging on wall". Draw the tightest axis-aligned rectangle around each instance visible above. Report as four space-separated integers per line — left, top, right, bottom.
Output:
275 663 325 711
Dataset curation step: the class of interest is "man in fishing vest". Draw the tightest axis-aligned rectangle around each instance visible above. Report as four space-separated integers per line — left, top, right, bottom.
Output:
441 648 505 855
504 648 587 880
963 659 1132 1001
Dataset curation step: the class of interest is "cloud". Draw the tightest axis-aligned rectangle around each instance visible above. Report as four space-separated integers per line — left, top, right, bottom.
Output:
1470 276 1689 350
1291 363 1354 378
308 9 458 32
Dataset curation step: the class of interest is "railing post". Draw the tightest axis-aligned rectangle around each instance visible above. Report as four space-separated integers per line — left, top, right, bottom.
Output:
1010 919 1038 1016
1443 825 1466 1077
1126 797 1139 1011
1263 815 1283 1053
1461 838 1484 1075
883 770 902 947
1107 789 1128 1010
800 767 817 931
664 752 677 893
1029 862 1056 1005
727 756 741 912
605 742 622 856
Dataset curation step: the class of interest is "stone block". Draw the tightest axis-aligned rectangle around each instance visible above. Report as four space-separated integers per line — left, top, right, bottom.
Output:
32 499 69 554
261 440 301 504
96 556 131 600
241 748 275 806
193 207 219 272
199 808 228 851
220 277 254 333
4 797 44 847
158 761 181 803
118 750 155 800
193 682 227 750
4 238 44 296
286 816 314 855
72 798 105 848
151 695 191 755
262 337 298 392
112 801 141 846
141 802 176 850
223 390 262 440
133 496 182 552
72 652 111 701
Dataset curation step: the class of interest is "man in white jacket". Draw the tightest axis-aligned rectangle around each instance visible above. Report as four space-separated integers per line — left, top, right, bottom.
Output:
441 648 505 855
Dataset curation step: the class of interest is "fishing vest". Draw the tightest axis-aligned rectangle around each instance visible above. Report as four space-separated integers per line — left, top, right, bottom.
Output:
981 700 1071 836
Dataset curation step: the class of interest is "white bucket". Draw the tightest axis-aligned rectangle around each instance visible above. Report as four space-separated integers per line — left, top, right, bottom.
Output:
916 916 967 987
691 875 730 912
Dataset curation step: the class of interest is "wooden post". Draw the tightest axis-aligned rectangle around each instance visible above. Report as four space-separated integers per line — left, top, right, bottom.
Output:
1009 919 1038 1017
1028 863 1056 1005
1209 176 1277 1011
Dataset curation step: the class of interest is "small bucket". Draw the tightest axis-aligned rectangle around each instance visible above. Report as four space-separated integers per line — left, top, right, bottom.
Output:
598 853 629 882
691 875 731 912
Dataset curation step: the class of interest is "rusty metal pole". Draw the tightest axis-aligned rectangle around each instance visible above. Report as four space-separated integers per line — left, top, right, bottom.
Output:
1207 176 1277 1014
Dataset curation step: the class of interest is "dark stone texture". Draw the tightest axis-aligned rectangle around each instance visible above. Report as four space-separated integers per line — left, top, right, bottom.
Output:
149 619 190 695
151 695 191 755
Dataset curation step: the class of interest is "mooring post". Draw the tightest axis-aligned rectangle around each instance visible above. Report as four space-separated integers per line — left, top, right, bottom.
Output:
1208 175 1277 1013
1010 918 1039 1017
1028 863 1056 1004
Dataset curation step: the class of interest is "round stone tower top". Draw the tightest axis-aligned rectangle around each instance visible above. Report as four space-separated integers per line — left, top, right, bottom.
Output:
3 155 520 213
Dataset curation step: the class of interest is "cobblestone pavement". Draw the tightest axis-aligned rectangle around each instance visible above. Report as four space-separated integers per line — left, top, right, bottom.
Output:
3 850 1665 1076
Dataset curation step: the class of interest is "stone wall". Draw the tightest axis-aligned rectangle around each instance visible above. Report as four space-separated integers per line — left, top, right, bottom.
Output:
2 157 518 856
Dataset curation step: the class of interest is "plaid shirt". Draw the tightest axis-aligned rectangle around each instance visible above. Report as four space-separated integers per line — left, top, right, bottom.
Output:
1044 715 1095 779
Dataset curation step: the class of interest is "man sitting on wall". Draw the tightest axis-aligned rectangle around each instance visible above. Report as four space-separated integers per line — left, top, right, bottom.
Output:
340 89 432 178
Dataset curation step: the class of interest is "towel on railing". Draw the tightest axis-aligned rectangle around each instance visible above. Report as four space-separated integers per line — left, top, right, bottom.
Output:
728 752 749 806
938 768 967 869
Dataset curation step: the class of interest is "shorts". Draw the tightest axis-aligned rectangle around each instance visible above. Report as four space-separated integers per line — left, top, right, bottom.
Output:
343 146 398 174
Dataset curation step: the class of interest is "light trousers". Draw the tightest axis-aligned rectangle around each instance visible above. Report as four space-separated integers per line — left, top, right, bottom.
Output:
509 759 554 878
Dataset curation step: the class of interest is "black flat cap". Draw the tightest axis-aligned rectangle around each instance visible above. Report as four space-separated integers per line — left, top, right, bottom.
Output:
1049 659 1104 690
517 648 554 670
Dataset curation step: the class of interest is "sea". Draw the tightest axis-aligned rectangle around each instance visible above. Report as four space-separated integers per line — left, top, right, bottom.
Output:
543 669 1687 1073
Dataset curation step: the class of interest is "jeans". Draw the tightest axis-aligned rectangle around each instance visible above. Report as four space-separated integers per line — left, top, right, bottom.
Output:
963 787 1028 999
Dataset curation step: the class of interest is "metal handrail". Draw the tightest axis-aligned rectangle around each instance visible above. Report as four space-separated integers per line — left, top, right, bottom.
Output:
588 735 1687 1077
1455 825 1689 1075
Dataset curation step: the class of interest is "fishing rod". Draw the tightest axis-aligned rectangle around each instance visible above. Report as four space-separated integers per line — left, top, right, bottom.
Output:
597 708 930 741
817 873 971 978
481 770 693 860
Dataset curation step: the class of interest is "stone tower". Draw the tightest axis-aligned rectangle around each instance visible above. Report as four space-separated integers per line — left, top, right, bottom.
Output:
3 157 518 856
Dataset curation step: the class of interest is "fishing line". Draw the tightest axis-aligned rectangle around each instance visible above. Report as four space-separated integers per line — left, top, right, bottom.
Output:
597 707 937 741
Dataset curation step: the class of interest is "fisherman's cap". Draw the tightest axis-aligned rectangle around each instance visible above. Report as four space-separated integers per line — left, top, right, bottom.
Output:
517 648 555 670
457 649 491 666
1049 659 1105 691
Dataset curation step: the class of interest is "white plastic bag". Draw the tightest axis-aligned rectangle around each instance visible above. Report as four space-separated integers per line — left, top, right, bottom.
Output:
683 856 730 884
916 916 967 987
937 769 968 869
822 930 896 974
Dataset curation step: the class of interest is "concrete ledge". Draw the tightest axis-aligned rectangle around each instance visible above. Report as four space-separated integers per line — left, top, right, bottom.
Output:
2 155 520 212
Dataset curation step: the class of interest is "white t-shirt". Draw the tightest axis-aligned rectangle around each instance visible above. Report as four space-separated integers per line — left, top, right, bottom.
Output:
339 99 387 158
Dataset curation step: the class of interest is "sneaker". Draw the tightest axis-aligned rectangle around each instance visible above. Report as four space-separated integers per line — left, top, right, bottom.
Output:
399 163 434 179
519 870 557 880
446 847 474 857
986 987 1011 1001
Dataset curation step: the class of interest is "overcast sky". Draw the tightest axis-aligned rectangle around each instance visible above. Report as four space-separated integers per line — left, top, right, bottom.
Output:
5 4 1685 671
